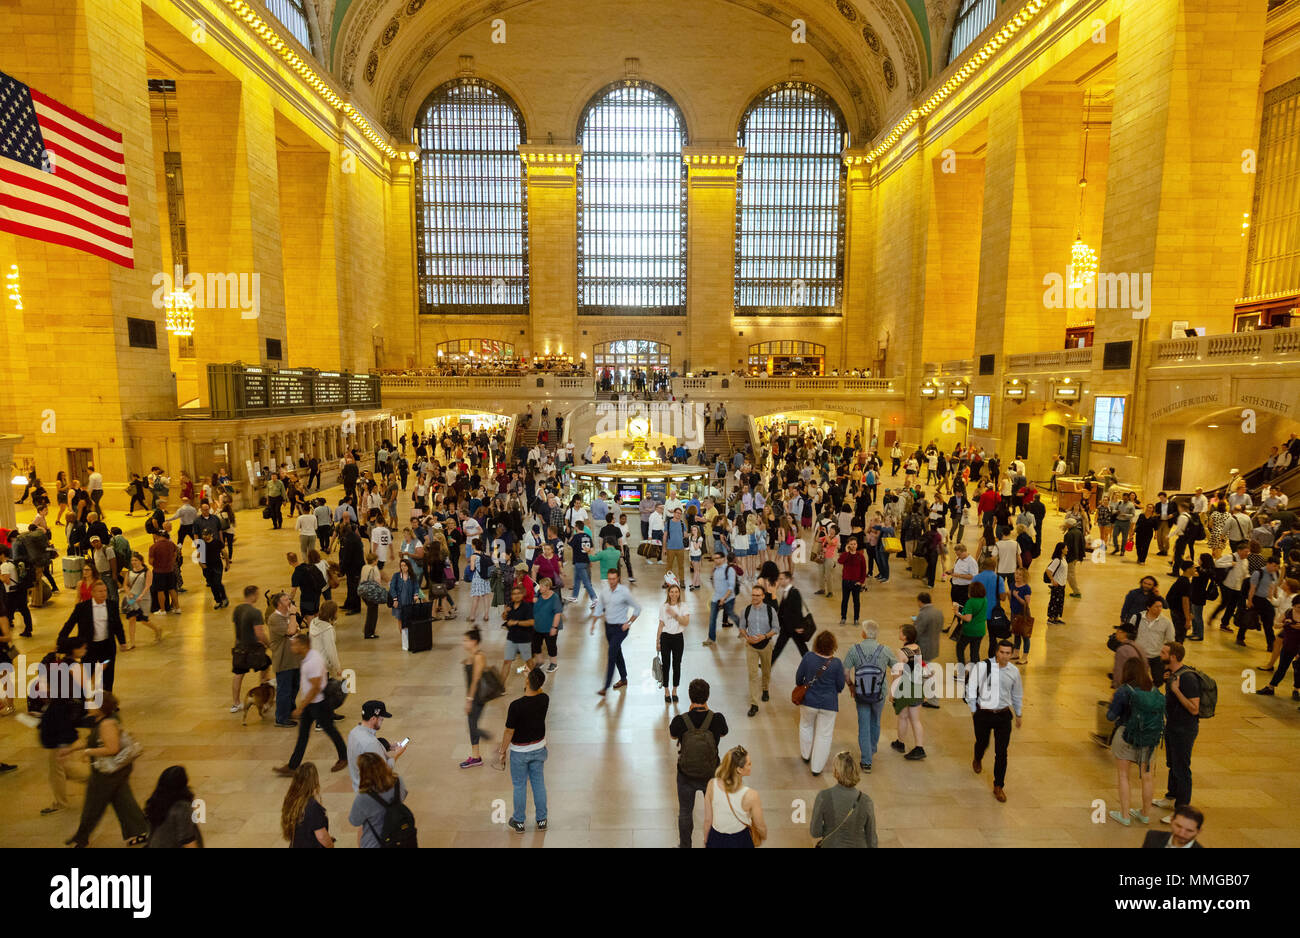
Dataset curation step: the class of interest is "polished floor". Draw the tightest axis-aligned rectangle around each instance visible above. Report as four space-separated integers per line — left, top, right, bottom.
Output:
2 476 1296 848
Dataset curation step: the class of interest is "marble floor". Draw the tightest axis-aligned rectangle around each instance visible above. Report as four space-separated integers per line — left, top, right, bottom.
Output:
2 480 1296 848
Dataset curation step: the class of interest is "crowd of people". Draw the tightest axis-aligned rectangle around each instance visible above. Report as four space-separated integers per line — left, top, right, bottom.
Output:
5 415 1295 849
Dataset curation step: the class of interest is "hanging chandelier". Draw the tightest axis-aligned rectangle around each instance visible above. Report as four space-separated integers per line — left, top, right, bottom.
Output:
164 290 194 337
1069 91 1098 291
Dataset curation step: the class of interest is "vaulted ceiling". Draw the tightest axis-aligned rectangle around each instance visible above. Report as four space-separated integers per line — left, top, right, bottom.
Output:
306 0 969 141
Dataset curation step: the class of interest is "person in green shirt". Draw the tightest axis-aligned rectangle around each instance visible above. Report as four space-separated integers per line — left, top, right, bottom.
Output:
592 538 623 580
529 577 562 673
266 475 286 530
953 581 988 668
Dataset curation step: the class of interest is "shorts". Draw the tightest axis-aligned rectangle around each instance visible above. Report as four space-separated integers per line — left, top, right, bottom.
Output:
1110 731 1154 771
504 640 532 662
152 572 176 592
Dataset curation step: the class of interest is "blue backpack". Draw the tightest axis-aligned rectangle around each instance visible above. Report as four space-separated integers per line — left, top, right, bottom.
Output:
850 644 888 703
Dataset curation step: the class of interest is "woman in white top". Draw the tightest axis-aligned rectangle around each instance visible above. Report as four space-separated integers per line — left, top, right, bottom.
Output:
295 508 319 558
689 526 704 590
703 746 766 848
656 583 690 703
121 552 161 649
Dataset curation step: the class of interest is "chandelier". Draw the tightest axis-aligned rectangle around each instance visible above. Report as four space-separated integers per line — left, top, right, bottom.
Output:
1069 91 1098 291
164 290 194 337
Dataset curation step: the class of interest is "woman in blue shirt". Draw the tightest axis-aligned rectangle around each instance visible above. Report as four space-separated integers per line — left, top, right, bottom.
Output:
388 558 423 640
794 630 847 775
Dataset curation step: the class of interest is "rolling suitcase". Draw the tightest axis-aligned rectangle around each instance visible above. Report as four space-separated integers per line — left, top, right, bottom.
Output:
405 601 434 653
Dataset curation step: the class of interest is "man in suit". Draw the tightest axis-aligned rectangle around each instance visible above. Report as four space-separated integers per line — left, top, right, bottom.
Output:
1154 492 1176 556
58 579 125 693
1141 805 1204 848
770 570 812 665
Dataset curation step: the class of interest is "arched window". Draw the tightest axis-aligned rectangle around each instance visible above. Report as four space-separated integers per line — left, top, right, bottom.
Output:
435 338 517 361
578 81 687 315
948 0 997 65
264 0 313 51
413 79 528 315
735 83 845 316
747 340 826 375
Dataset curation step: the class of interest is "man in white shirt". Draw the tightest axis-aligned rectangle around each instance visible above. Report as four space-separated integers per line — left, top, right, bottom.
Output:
965 639 1024 803
57 579 125 693
1050 456 1066 492
88 466 104 514
1131 597 1176 688
369 522 393 568
275 633 347 776
346 700 406 791
947 543 979 606
647 504 666 561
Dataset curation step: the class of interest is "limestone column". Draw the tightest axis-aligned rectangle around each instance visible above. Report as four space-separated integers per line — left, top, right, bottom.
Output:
683 147 743 374
1095 0 1267 474
842 151 877 376
520 146 581 358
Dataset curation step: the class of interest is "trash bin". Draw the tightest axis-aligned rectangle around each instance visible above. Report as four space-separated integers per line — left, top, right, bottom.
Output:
62 556 83 589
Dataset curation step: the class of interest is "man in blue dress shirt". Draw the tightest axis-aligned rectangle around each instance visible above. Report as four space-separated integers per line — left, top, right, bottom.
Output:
592 568 641 696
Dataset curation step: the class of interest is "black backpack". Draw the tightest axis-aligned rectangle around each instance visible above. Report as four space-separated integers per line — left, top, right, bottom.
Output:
678 711 720 780
365 786 418 848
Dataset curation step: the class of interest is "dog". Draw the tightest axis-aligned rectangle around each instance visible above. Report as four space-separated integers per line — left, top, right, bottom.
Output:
242 681 276 725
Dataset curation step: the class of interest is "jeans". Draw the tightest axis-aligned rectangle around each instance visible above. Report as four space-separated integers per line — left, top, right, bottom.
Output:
510 746 548 823
1112 520 1131 554
204 564 227 604
288 699 347 769
877 548 891 581
603 623 628 689
854 700 883 765
1163 724 1198 808
659 632 684 688
676 770 709 848
275 668 300 723
1267 645 1300 689
708 598 735 640
973 708 1013 787
571 564 595 602
1189 603 1204 641
840 580 861 621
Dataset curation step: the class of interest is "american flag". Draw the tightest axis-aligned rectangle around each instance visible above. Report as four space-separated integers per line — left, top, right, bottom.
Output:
0 70 134 268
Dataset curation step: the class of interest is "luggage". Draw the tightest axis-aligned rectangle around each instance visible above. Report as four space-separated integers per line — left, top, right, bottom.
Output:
1092 699 1116 747
652 655 664 687
405 616 433 653
909 555 927 579
62 556 82 589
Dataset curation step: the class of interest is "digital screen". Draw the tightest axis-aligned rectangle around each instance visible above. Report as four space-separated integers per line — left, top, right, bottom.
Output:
1093 396 1126 444
646 483 667 503
618 486 641 505
973 395 990 431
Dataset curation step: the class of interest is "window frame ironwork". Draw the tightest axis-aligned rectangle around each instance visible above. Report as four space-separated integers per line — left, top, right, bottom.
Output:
413 77 530 317
1245 77 1300 299
262 0 314 52
734 82 846 317
947 0 997 65
577 80 688 317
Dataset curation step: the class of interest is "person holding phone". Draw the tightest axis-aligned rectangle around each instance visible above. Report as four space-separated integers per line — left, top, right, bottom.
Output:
345 700 406 792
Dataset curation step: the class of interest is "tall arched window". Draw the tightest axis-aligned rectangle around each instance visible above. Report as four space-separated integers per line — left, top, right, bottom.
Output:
413 79 528 315
735 83 846 316
264 0 313 51
577 81 687 316
948 0 997 65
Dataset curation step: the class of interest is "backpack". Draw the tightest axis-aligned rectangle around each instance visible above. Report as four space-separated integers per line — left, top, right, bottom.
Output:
365 785 418 848
850 643 887 703
1121 687 1166 748
1186 516 1205 541
677 710 720 780
1180 667 1217 719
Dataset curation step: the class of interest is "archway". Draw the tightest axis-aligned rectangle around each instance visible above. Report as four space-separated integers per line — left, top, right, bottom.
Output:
592 340 672 392
747 340 826 375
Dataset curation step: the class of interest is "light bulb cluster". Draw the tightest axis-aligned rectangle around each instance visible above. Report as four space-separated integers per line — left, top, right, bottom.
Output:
848 0 1050 167
164 290 195 337
223 0 398 159
5 264 22 312
1069 238 1098 289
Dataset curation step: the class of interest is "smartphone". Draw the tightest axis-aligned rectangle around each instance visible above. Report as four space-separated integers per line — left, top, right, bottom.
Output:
399 736 411 748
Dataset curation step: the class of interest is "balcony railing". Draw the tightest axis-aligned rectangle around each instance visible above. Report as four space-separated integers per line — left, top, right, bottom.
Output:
673 376 897 395
1151 326 1300 365
381 374 594 394
1004 347 1094 372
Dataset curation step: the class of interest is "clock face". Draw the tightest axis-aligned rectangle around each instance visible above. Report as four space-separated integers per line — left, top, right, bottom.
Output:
628 417 649 437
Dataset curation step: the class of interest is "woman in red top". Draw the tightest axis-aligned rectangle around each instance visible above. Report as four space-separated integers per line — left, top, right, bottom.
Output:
837 540 867 626
76 561 99 602
530 542 564 596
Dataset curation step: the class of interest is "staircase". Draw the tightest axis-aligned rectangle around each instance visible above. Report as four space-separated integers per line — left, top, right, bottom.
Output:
513 413 558 458
702 428 750 459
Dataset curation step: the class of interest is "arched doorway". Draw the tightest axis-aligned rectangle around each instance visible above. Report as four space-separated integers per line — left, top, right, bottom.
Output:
747 340 826 375
434 338 516 363
593 340 671 392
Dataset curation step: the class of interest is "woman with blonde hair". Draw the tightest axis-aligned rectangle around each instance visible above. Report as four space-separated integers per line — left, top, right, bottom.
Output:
281 762 333 847
702 746 767 848
809 751 878 848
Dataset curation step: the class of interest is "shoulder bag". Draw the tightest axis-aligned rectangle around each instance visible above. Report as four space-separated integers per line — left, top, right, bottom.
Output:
91 721 143 774
792 656 833 707
724 788 762 847
815 791 863 848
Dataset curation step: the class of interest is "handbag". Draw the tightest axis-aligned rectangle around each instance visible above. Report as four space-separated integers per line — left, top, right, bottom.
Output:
322 677 347 711
815 791 863 848
91 724 142 774
948 614 965 641
1011 613 1035 638
791 656 832 707
475 665 506 703
882 536 903 553
652 655 664 686
723 788 762 846
358 580 387 605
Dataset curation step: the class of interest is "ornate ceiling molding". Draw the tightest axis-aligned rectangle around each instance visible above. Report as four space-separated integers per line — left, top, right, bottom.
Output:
335 0 940 139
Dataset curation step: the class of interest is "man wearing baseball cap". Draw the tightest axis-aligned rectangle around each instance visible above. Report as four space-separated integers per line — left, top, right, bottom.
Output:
346 700 407 791
87 535 117 604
